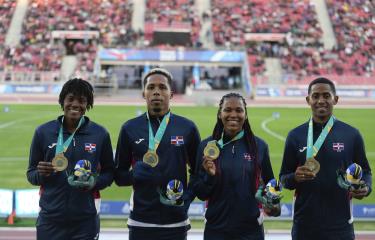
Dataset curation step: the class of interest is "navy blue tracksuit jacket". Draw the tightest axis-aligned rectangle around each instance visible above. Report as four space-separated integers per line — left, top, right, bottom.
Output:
280 119 372 236
193 135 274 235
27 116 114 222
114 112 200 226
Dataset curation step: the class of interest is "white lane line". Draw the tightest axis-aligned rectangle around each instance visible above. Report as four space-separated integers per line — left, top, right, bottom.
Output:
0 120 19 129
261 117 286 142
0 113 56 129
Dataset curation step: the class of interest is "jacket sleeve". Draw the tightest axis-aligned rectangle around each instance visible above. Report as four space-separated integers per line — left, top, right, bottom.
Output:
192 141 217 201
279 132 299 190
95 131 114 190
354 130 372 196
186 123 201 172
260 142 274 184
183 123 201 204
114 125 135 186
26 128 48 186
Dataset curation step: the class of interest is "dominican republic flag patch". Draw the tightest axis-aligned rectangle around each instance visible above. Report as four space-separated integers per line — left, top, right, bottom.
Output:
85 143 96 153
333 143 344 152
171 136 184 146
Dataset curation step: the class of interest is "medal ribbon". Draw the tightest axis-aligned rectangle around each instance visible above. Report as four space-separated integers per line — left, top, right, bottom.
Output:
55 116 85 156
147 112 171 152
306 115 335 159
217 130 244 149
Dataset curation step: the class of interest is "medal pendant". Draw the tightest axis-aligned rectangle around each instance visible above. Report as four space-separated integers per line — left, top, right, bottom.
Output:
52 153 68 171
203 141 220 159
305 157 320 175
143 151 159 167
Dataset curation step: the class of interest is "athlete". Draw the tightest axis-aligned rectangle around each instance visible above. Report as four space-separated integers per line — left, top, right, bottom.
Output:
27 78 114 240
280 77 372 240
194 93 279 240
114 68 200 240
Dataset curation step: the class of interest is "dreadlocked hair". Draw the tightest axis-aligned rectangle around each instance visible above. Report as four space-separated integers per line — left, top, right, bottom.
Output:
212 92 260 193
59 78 94 110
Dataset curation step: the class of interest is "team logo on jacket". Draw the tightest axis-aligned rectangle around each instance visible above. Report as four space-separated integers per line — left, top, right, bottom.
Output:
48 143 57 149
298 146 307 153
135 138 144 144
244 153 252 161
333 143 344 152
171 136 184 146
85 143 96 153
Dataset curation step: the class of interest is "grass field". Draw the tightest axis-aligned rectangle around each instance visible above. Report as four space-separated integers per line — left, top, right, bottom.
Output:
0 104 374 204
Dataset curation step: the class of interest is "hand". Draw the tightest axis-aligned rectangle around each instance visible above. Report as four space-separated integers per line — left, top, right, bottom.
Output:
350 185 369 200
37 161 55 177
132 161 161 184
202 156 216 176
264 204 281 217
294 166 315 182
68 175 96 191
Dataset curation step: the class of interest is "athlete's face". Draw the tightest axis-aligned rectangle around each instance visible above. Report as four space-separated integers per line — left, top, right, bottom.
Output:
306 83 338 123
143 74 173 117
63 93 87 123
219 97 246 137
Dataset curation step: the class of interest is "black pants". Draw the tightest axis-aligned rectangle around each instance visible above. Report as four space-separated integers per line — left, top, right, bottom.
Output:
292 223 354 240
204 225 264 240
129 225 188 240
36 216 98 240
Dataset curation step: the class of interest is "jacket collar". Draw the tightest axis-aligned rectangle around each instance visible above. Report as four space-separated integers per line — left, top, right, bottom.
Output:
55 115 90 134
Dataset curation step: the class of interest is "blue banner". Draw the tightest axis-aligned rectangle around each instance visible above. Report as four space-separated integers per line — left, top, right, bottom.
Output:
274 203 375 220
256 86 373 98
15 189 40 217
0 189 13 217
3 188 375 220
99 49 245 63
99 201 206 218
0 84 62 94
256 87 281 97
98 201 375 220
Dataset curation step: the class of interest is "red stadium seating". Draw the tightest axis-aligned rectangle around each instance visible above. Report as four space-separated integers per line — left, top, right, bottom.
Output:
144 0 201 46
2 0 134 72
0 0 373 86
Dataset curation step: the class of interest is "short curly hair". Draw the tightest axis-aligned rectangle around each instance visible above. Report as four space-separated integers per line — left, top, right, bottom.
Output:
59 78 94 110
142 67 173 89
308 77 336 95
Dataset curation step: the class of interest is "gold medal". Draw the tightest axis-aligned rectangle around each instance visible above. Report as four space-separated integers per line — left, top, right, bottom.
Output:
305 157 320 175
143 151 159 167
203 140 220 159
52 153 68 171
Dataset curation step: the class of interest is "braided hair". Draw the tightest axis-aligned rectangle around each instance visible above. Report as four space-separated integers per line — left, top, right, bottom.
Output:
59 78 94 110
212 93 260 192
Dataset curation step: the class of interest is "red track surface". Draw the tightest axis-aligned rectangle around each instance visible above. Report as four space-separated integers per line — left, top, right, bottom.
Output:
1 228 374 240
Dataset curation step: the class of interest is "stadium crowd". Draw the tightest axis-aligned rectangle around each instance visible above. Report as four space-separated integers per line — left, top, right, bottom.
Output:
0 0 373 84
2 0 135 72
0 0 17 71
144 0 201 47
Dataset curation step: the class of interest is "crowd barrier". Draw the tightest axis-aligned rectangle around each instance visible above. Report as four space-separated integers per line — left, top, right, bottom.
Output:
1 189 374 221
